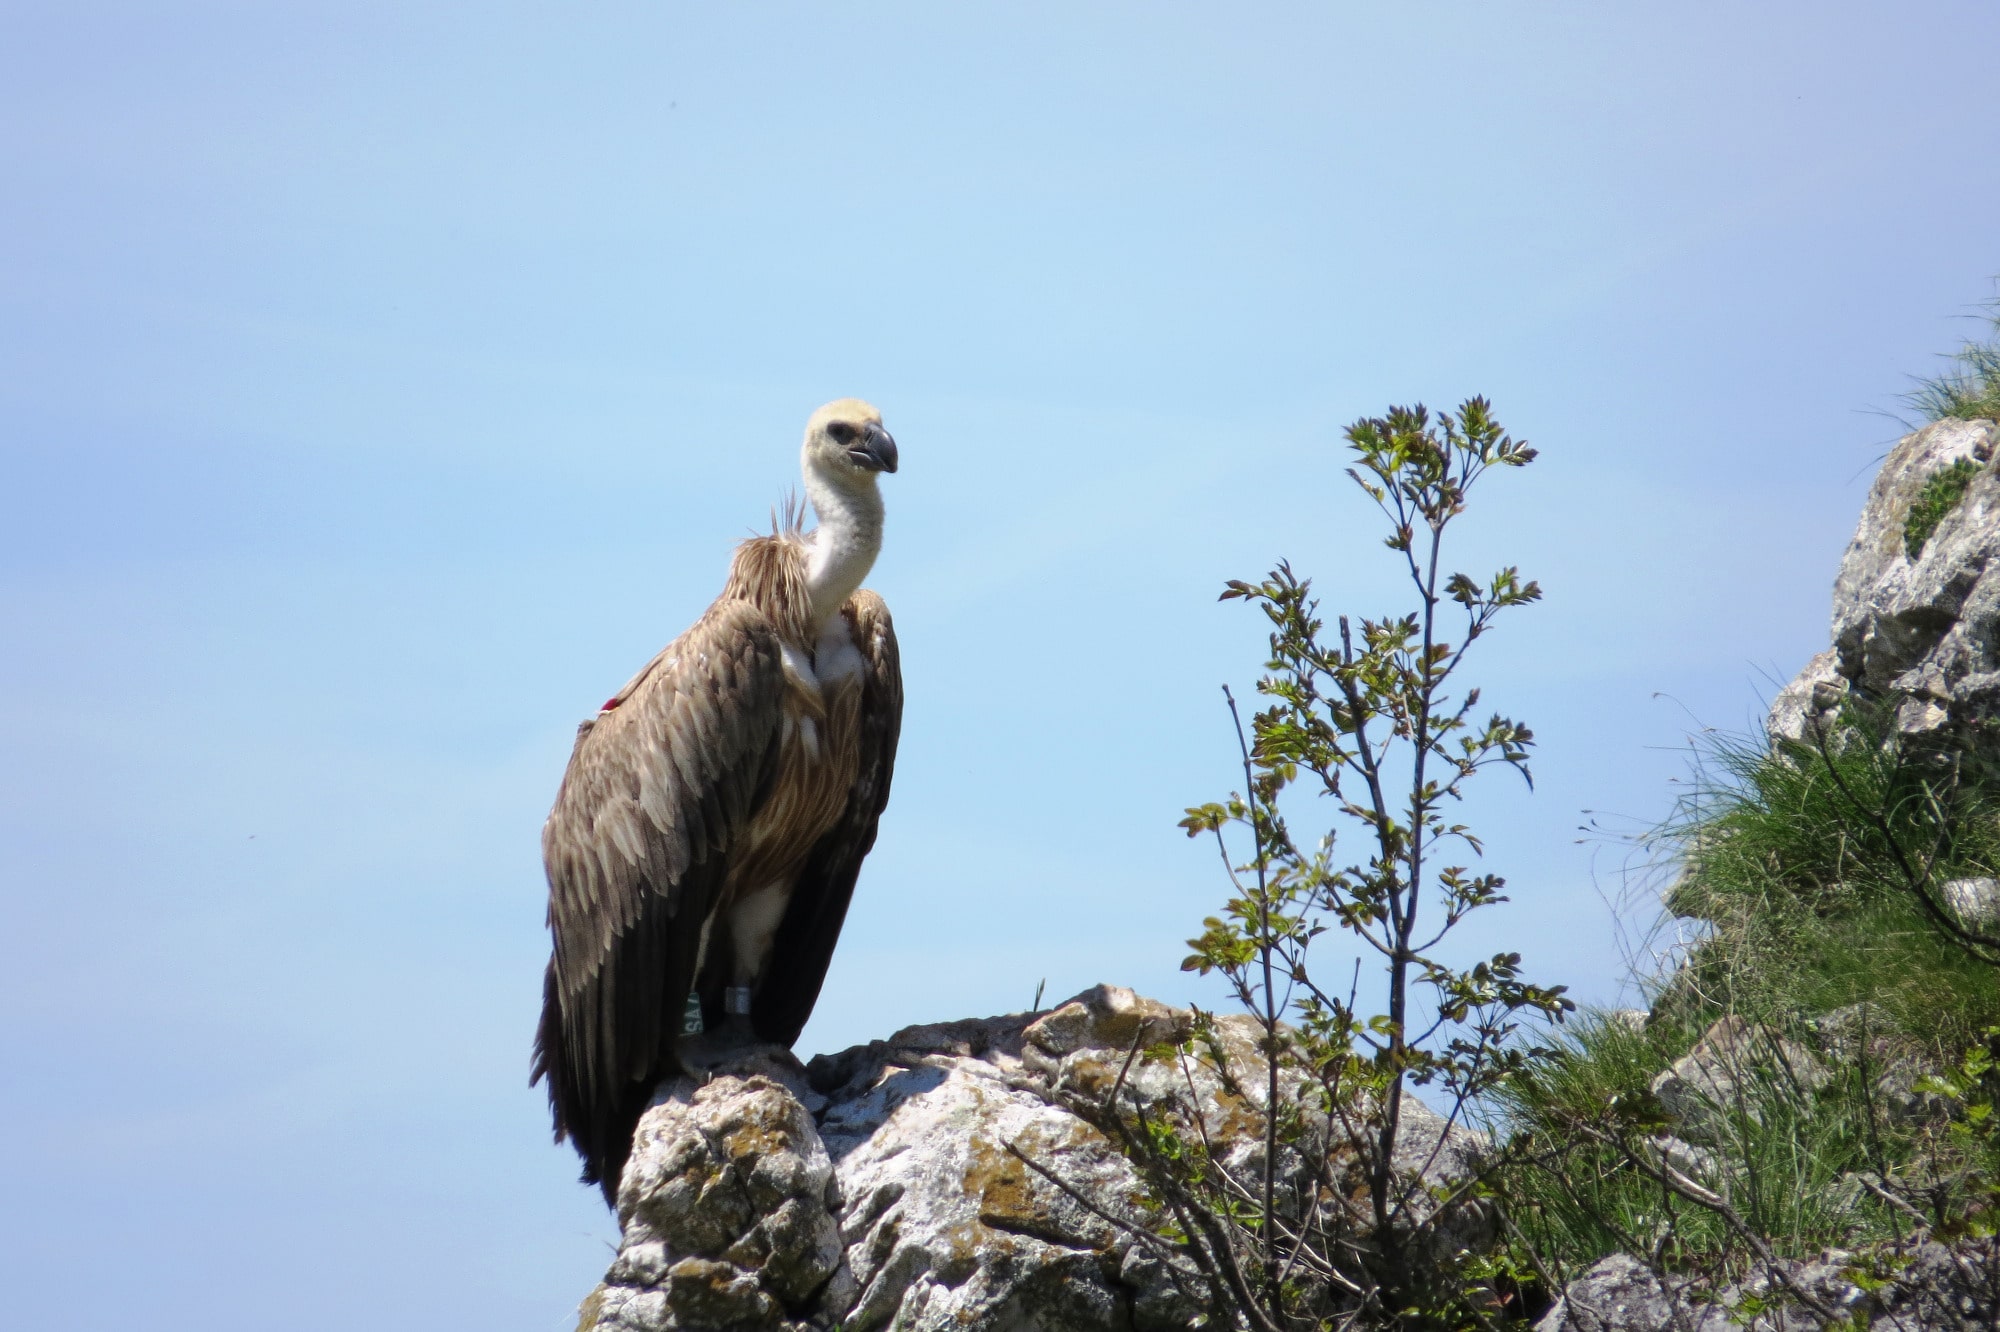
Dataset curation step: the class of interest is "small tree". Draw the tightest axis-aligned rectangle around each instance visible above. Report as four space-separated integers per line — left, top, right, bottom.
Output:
1050 400 1571 1329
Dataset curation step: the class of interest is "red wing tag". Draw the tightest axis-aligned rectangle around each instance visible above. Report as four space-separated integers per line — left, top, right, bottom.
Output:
600 696 623 714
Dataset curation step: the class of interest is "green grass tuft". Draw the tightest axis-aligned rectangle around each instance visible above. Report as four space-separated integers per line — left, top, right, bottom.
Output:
1904 297 2000 425
1489 713 2000 1287
1655 720 2000 1042
1905 457 1981 559
1493 1009 1931 1281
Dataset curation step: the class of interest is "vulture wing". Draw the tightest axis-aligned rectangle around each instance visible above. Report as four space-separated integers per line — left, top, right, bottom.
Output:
533 597 785 1198
752 590 903 1046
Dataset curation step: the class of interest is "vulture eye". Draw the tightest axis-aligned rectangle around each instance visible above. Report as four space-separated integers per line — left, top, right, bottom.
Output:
826 422 858 445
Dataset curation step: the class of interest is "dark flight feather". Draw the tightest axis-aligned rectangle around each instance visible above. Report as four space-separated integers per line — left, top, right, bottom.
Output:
532 598 785 1199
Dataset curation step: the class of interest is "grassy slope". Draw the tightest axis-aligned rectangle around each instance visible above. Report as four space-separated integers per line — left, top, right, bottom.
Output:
1490 718 2000 1284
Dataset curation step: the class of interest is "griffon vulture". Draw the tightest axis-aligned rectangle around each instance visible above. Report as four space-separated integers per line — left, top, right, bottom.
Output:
533 399 902 1202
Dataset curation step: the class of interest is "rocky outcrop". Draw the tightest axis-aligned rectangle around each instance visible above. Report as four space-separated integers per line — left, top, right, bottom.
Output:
1769 417 2000 749
1624 1007 1942 1222
1537 1242 1999 1331
581 1051 846 1332
573 985 1483 1332
1646 1015 1827 1144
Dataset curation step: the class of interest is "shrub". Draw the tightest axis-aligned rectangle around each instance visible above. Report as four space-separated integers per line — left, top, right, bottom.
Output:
1042 399 1571 1330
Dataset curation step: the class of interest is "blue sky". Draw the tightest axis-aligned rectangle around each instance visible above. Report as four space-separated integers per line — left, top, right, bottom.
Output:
5 3 1999 1328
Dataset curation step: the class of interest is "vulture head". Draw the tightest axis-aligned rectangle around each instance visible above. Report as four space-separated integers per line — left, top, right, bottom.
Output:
804 398 898 487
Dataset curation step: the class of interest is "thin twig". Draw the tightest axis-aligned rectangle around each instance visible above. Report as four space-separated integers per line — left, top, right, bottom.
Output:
1001 1140 1193 1268
1810 723 2000 960
1104 1025 1148 1116
1854 1173 1932 1229
1225 681 1283 1311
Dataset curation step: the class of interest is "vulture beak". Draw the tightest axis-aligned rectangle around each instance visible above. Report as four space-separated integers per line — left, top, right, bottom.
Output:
850 422 899 474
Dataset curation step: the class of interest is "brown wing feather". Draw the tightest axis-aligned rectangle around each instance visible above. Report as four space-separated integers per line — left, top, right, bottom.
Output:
752 590 903 1047
532 597 785 1202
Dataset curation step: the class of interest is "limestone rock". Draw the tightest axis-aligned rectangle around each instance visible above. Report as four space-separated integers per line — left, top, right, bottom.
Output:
1605 1009 1650 1034
1942 874 2000 925
575 985 1486 1332
1535 1255 1710 1332
586 1062 843 1332
1641 1134 1718 1191
1647 1016 1826 1144
1764 648 1845 746
1811 1004 1943 1123
1538 1240 1999 1331
813 1017 1141 1331
1769 417 2000 749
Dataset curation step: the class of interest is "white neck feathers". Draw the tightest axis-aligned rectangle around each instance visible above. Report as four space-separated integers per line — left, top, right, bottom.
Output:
802 466 883 628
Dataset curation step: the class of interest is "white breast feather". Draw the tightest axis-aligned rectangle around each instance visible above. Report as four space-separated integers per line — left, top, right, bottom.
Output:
780 643 818 691
813 616 865 687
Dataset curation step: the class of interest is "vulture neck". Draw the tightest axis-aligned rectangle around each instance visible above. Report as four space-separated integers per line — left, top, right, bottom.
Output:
803 473 883 630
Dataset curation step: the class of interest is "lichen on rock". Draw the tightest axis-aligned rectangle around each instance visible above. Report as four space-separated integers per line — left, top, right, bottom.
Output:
584 1058 842 1331
573 985 1482 1331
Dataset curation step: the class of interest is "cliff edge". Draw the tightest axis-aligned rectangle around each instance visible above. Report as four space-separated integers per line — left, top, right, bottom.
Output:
572 984 1478 1332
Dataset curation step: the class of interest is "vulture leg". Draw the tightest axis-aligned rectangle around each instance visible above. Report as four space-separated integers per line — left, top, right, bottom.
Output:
725 882 793 1034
